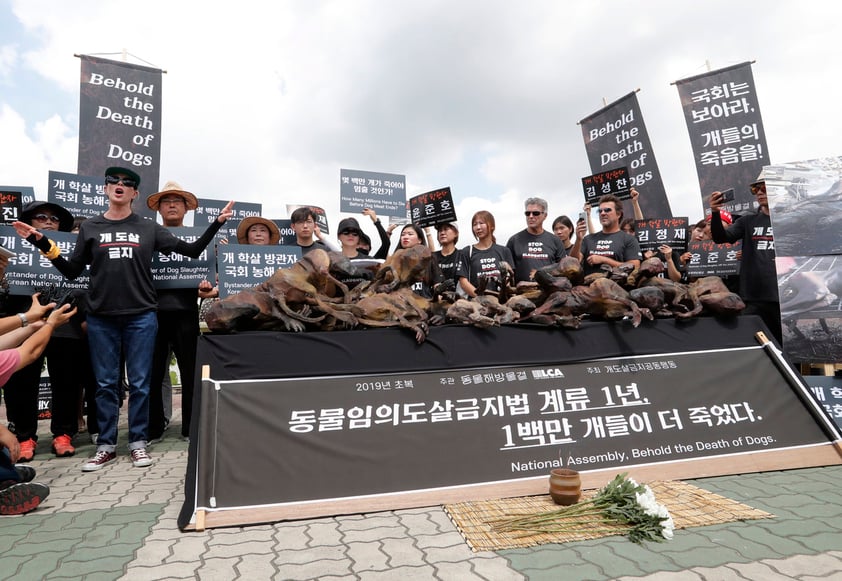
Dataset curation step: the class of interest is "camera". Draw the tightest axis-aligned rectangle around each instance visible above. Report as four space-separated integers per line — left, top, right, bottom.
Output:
35 283 77 310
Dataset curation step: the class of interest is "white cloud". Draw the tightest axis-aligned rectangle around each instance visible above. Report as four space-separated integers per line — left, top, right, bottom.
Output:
3 0 842 245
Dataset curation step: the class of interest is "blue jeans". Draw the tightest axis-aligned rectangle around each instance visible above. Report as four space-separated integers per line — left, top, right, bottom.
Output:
86 311 158 452
0 449 19 482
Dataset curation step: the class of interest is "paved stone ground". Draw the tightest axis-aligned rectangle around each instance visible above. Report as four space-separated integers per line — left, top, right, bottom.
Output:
2 399 842 580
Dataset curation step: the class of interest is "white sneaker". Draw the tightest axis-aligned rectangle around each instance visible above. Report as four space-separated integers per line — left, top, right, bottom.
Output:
81 450 116 472
130 448 152 468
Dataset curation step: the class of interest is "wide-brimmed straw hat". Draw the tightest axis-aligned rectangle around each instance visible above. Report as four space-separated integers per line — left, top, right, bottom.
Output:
146 181 199 211
236 216 281 245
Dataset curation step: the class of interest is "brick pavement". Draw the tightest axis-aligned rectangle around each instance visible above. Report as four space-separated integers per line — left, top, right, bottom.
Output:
2 400 842 580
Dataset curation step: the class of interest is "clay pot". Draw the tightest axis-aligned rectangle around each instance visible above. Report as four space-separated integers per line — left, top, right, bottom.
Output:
549 468 581 506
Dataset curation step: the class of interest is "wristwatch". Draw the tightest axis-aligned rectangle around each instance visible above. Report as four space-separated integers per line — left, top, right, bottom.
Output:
17 313 28 328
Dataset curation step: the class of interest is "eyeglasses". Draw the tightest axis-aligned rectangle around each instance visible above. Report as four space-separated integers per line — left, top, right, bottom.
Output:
339 230 358 236
33 214 61 223
524 211 544 217
105 175 138 188
598 208 614 214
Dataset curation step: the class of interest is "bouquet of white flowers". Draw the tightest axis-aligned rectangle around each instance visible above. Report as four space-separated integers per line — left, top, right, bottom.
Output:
490 473 674 544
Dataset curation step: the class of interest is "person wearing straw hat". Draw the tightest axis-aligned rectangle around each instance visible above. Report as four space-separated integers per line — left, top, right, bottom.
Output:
145 181 210 443
12 167 234 472
235 216 281 245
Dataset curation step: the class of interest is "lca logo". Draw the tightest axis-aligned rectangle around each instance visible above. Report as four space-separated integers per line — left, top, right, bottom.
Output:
531 368 565 379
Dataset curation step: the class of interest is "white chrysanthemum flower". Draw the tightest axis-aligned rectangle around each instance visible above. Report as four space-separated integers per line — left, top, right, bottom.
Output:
661 514 675 539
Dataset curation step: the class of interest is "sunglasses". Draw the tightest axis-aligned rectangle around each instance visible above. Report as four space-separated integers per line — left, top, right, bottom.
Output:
105 175 138 188
339 230 359 236
598 208 614 214
33 214 61 223
524 211 544 217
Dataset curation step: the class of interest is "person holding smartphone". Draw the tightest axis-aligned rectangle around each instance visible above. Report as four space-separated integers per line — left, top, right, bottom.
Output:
577 194 642 276
709 174 780 343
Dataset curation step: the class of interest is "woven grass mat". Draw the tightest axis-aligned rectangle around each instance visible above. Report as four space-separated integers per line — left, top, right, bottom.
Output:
443 480 774 552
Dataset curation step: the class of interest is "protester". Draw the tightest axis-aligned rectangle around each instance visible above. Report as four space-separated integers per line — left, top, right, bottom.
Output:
506 197 566 282
146 181 210 442
290 207 329 255
394 224 442 298
3 200 75 461
709 173 780 342
433 222 462 287
577 194 642 276
551 215 582 257
12 166 234 472
359 208 397 260
456 211 514 298
0 298 76 515
236 216 280 246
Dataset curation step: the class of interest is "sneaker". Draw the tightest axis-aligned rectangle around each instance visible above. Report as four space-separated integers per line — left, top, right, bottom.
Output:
0 482 50 515
13 465 36 483
51 435 76 457
130 448 152 468
17 439 36 463
81 450 116 472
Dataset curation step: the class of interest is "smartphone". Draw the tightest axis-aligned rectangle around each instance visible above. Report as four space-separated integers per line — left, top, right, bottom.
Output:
0 245 16 259
578 212 587 223
720 188 735 203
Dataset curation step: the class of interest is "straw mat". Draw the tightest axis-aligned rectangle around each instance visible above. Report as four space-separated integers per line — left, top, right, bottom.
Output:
443 480 774 552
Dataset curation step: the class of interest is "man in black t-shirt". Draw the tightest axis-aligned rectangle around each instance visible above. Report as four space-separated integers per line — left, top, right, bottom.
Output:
506 197 566 282
578 194 642 276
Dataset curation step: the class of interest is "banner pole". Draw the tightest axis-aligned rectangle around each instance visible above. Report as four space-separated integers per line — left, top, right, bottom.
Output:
756 331 842 449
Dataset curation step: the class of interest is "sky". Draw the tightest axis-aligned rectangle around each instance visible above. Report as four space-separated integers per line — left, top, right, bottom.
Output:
2 0 842 247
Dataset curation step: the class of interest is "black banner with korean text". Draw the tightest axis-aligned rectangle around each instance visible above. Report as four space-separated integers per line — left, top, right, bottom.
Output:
151 227 216 290
0 226 90 294
195 198 262 244
580 92 672 218
78 55 162 212
634 217 688 254
409 187 456 228
192 343 831 512
686 240 742 278
216 243 302 297
0 186 35 208
805 375 842 431
340 169 407 218
0 191 23 224
674 62 770 213
48 170 108 219
582 167 631 205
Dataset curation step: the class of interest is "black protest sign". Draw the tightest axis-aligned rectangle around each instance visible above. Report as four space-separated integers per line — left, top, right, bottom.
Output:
151 227 216 290
634 217 689 254
805 376 842 432
0 226 90 295
0 190 23 224
48 170 109 219
0 186 34 208
582 167 631 204
77 55 163 205
275 219 297 245
216 243 302 298
409 187 456 228
195 198 262 244
194 345 831 514
686 239 742 278
674 62 770 212
340 168 407 219
580 92 672 217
